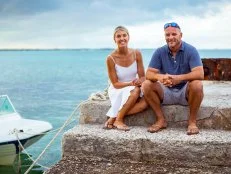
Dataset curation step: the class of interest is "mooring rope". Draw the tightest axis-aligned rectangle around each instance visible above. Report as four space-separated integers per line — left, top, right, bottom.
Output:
88 87 109 101
22 100 89 174
14 88 108 174
15 131 49 169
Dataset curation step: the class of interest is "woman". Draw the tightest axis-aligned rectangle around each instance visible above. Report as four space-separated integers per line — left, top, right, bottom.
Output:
104 26 148 131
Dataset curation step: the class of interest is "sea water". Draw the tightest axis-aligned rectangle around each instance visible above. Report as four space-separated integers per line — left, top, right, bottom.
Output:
0 49 231 173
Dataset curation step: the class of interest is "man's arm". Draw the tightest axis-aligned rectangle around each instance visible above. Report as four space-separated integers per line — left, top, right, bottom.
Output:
146 67 160 82
169 66 204 86
146 67 172 85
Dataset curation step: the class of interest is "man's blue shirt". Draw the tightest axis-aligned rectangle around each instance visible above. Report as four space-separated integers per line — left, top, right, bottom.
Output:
148 41 202 89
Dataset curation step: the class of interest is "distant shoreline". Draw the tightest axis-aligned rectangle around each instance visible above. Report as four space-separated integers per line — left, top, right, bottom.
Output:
0 48 113 51
0 48 231 51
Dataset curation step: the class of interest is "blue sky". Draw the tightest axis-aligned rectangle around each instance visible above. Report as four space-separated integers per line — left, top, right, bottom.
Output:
0 0 231 49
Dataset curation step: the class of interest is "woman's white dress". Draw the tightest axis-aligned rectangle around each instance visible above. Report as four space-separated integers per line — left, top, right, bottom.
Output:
106 55 139 118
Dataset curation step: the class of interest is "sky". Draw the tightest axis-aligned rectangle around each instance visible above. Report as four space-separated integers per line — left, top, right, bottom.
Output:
0 0 231 49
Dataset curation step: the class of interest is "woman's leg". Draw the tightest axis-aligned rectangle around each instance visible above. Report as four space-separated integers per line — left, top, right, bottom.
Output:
113 87 140 130
126 97 148 115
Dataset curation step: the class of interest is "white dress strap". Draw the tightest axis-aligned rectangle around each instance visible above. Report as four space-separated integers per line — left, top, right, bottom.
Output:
108 55 116 64
133 49 137 61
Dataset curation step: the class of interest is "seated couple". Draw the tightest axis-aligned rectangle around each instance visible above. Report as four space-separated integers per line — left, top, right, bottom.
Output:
104 24 204 135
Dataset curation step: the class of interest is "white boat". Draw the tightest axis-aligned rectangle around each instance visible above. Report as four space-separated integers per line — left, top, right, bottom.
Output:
0 95 52 165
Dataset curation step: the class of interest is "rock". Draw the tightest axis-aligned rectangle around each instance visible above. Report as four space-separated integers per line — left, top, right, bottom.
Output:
202 58 231 80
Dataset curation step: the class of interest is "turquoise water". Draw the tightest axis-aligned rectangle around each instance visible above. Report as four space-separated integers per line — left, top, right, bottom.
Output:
0 49 231 173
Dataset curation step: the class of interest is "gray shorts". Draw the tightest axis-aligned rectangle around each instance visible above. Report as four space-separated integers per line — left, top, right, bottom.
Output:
160 82 188 106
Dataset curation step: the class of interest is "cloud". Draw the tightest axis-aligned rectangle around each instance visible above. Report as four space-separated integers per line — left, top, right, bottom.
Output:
169 1 231 49
0 0 230 49
0 0 60 18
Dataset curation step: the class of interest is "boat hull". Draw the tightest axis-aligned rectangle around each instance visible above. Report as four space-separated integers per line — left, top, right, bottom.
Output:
0 134 44 165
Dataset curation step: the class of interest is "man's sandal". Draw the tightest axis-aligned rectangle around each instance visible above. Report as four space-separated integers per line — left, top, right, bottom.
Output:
187 125 199 135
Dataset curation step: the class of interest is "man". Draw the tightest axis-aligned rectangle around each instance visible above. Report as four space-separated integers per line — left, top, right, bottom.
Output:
142 22 204 135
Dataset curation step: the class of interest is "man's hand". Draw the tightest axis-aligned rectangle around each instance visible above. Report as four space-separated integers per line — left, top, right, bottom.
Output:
160 74 182 87
168 75 182 86
160 74 173 87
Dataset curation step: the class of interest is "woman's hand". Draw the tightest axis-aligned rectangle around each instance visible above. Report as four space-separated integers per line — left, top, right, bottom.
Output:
132 77 145 87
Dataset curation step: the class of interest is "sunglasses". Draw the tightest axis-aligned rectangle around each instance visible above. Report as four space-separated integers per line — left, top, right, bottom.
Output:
164 22 180 29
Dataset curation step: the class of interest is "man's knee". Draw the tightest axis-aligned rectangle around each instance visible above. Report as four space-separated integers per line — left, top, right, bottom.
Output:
142 80 153 93
142 80 161 94
142 80 152 96
188 80 203 95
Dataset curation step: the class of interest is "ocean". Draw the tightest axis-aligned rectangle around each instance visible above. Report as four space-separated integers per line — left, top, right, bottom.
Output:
0 49 231 173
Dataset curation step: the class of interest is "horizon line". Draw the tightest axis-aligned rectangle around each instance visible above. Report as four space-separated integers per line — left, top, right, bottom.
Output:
1 48 231 51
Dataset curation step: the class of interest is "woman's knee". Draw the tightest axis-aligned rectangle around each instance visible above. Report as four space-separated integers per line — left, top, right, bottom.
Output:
130 87 140 98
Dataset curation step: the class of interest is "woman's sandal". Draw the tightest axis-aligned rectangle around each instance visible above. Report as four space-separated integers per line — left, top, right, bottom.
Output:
113 120 130 131
103 118 116 130
103 123 115 130
114 124 130 131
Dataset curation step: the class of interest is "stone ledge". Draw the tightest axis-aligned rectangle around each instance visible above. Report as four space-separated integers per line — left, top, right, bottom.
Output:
62 124 231 167
79 81 231 129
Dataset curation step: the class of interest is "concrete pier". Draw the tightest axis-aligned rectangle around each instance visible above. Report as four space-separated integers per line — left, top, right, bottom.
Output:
45 81 231 174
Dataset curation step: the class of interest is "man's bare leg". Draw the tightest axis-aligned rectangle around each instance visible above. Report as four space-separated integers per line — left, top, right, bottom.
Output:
186 80 204 135
142 80 167 132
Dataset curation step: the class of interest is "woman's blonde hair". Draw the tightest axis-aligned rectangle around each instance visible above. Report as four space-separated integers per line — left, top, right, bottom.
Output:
113 26 129 39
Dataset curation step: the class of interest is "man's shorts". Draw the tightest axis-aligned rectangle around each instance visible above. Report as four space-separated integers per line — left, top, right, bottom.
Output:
160 82 188 106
